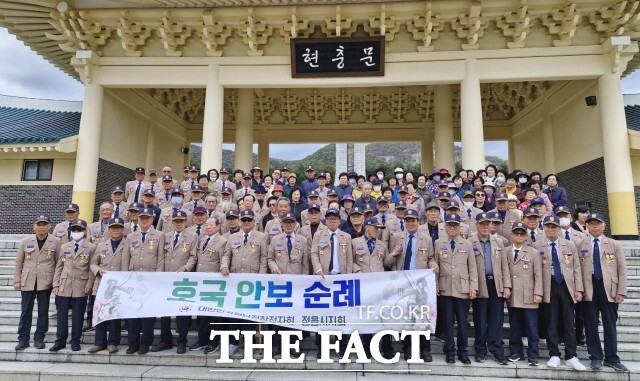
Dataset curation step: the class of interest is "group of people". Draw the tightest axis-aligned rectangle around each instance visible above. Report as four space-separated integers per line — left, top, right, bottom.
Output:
13 163 628 372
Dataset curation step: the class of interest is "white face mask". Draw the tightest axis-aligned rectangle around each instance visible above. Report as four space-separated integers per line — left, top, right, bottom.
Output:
377 174 384 180
70 232 84 241
349 179 357 186
519 177 527 184
497 176 505 183
395 173 404 180
463 201 474 209
559 217 571 227
373 185 381 192
433 175 440 182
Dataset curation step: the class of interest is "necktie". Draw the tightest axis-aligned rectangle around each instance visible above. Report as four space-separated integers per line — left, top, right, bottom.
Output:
196 225 201 236
329 233 336 272
222 181 226 190
208 211 213 217
565 230 571 241
173 233 179 248
530 230 536 242
194 201 198 208
403 235 414 270
244 234 249 245
74 243 79 253
141 232 146 242
135 182 142 203
151 184 155 193
467 209 472 218
203 236 211 250
382 214 386 225
400 220 404 231
593 238 603 280
191 180 195 189
286 235 293 257
514 249 520 261
367 238 375 254
114 204 120 218
450 239 456 251
245 188 249 196
551 242 562 284
166 192 170 202
67 223 72 240
133 224 138 232
539 222 543 230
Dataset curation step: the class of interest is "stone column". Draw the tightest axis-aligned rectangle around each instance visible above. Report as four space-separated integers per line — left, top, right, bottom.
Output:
460 58 485 170
421 127 434 173
434 85 455 171
508 138 516 172
354 143 366 176
235 89 254 172
599 72 639 237
72 82 104 222
258 131 269 172
201 64 224 172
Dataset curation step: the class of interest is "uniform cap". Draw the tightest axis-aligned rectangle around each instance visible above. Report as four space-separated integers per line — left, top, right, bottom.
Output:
327 189 338 197
170 188 184 196
475 213 491 223
523 207 541 217
111 185 124 194
34 214 50 223
495 192 509 201
193 207 207 215
109 217 125 227
71 219 88 229
281 212 296 222
308 203 322 212
488 212 502 222
444 213 461 224
462 190 474 198
240 210 255 220
395 200 408 209
585 213 605 223
65 203 80 212
172 210 188 220
305 165 315 172
191 185 204 193
364 217 385 229
317 172 327 179
220 187 233 194
377 195 390 204
139 207 154 217
162 175 173 182
325 208 341 217
349 207 364 215
308 190 320 198
554 206 572 216
242 172 252 179
530 197 545 206
445 200 460 210
403 209 419 220
542 216 560 226
511 222 527 232
128 202 143 211
437 191 451 200
135 167 145 173
397 185 409 193
149 169 158 175
142 188 156 196
188 165 198 172
219 167 230 174
226 210 239 219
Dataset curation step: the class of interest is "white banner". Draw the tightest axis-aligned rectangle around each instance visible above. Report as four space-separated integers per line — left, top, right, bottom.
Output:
93 270 436 334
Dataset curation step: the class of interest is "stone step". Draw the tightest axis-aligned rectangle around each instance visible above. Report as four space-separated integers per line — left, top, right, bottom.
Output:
0 360 635 381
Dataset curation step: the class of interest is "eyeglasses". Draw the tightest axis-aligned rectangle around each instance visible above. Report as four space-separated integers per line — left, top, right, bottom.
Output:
475 194 485 197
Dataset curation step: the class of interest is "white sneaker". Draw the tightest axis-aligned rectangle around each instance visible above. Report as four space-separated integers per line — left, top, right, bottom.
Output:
522 337 528 348
229 343 240 356
546 356 561 368
565 357 586 371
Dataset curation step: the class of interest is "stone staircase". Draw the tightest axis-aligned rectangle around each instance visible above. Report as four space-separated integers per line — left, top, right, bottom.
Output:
0 235 639 380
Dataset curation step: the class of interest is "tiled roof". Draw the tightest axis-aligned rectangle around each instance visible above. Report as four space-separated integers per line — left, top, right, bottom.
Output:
0 106 80 144
626 104 640 132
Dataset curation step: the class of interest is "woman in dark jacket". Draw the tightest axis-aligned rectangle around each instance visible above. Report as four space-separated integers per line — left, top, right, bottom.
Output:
542 174 568 209
289 187 307 224
571 204 590 233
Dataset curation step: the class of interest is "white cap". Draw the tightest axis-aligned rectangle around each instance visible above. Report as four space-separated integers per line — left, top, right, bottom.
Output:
394 167 404 173
507 194 519 203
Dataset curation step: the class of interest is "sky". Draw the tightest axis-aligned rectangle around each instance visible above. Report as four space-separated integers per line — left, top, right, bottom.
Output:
4 26 640 161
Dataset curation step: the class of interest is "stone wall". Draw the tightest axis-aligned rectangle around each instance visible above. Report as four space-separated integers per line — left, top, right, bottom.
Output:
0 185 73 234
93 159 135 222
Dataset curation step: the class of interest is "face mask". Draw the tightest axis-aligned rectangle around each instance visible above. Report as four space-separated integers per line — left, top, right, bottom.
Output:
559 217 571 226
519 177 527 184
497 176 505 183
349 179 357 186
171 197 182 205
373 185 381 192
463 201 474 209
484 188 494 195
395 173 404 180
70 232 84 241
377 174 384 180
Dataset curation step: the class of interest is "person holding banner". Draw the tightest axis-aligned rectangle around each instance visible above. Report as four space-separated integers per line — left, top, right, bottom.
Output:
352 216 395 359
50 219 96 352
87 217 127 354
388 208 437 362
268 211 311 356
434 213 478 365
189 216 228 355
221 209 269 356
152 210 198 354
468 212 510 365
121 207 165 355
311 208 353 358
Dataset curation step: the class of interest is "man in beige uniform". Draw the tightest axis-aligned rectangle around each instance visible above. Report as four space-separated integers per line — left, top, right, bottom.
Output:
180 165 200 203
51 219 96 352
14 214 59 350
221 209 268 355
122 207 165 355
157 188 193 233
152 210 198 354
88 217 127 354
53 203 79 244
156 175 176 209
125 167 148 205
189 216 228 354
88 202 114 244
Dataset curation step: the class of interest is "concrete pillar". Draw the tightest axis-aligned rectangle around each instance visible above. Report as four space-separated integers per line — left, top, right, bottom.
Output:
145 114 156 171
201 64 224 172
460 58 485 171
354 143 366 176
542 103 556 174
72 82 104 222
508 138 516 172
599 72 639 237
235 89 254 172
335 143 347 181
421 128 434 173
434 85 455 171
258 131 269 172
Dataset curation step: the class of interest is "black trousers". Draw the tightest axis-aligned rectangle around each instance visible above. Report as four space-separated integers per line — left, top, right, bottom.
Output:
401 333 431 353
127 318 155 347
508 307 539 360
574 301 585 341
584 277 620 363
441 296 470 357
85 295 95 325
197 316 226 347
472 278 505 357
546 280 578 359
160 316 191 345
95 319 121 346
56 296 87 346
18 287 51 343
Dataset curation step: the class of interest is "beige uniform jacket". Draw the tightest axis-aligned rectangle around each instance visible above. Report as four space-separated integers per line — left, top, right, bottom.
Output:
268 233 310 275
576 236 627 302
53 240 96 297
90 238 127 295
467 235 510 298
53 221 73 244
87 221 110 244
125 180 149 205
14 234 59 291
156 207 193 233
196 233 227 273
388 231 437 272
163 230 198 272
435 237 479 299
351 236 394 273
532 238 583 303
505 245 543 309
221 230 268 274
122 228 165 272
310 229 353 275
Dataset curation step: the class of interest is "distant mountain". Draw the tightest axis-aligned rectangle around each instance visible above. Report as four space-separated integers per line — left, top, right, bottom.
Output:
189 143 507 177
